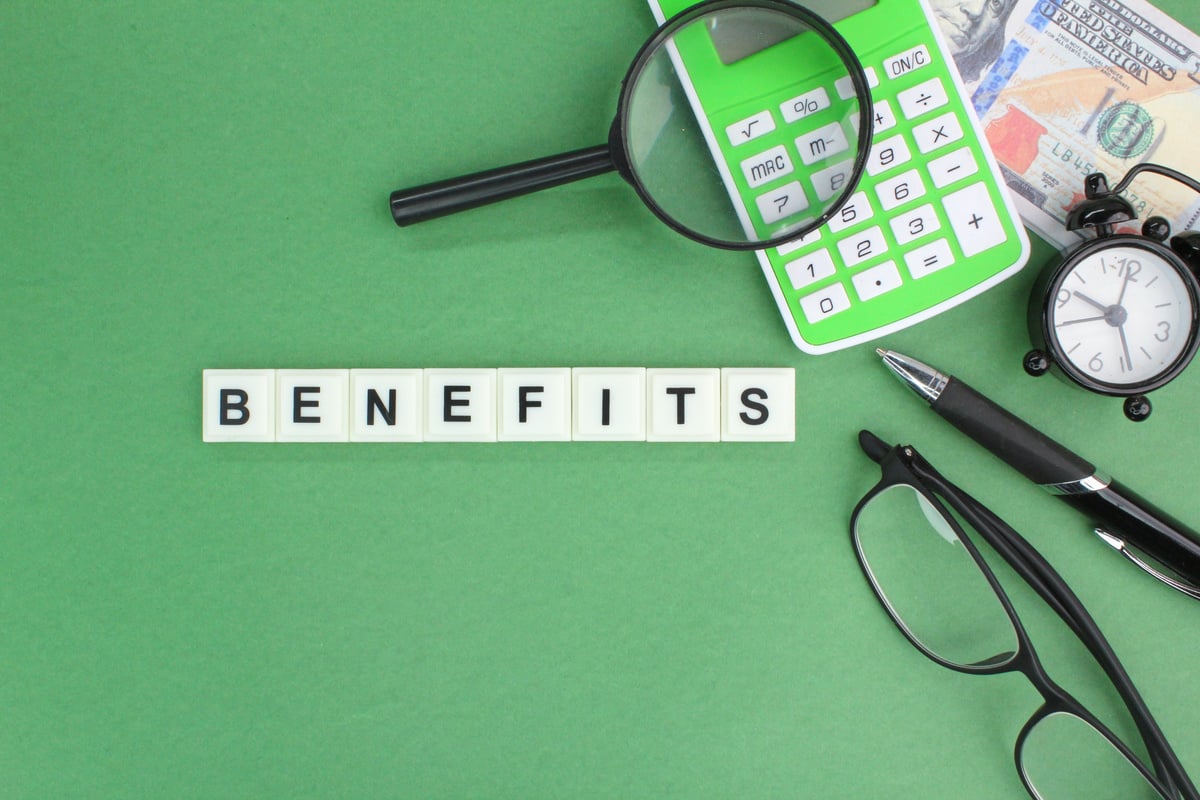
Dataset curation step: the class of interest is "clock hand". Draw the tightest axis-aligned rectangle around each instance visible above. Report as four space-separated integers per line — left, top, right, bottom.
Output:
1072 290 1110 312
1055 314 1107 327
1118 322 1133 373
1115 269 1134 308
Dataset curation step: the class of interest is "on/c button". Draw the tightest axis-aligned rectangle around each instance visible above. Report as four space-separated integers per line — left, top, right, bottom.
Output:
883 44 932 80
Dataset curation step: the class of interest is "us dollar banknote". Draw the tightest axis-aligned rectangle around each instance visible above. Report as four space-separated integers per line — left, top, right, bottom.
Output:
933 0 1200 248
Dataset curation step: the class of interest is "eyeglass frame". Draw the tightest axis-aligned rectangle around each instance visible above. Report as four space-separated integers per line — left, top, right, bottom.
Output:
849 429 1197 800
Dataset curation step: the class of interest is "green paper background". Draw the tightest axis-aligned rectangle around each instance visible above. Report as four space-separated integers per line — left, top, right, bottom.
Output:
3 1 1198 797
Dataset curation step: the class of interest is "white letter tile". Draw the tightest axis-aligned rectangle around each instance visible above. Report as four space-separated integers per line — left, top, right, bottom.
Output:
646 369 721 442
498 368 571 442
276 370 350 442
721 368 796 441
202 369 276 442
572 368 646 441
425 369 497 442
350 369 424 442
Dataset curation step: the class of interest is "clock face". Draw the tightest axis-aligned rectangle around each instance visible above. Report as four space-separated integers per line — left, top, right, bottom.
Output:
1048 242 1198 389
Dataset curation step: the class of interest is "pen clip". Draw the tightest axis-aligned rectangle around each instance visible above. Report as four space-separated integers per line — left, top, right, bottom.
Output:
1095 527 1200 600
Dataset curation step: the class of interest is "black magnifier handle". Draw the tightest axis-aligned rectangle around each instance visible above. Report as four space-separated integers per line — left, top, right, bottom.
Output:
390 144 615 227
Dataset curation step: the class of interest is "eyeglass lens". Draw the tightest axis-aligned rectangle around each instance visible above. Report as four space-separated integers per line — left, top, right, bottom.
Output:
1019 711 1164 799
853 483 1018 669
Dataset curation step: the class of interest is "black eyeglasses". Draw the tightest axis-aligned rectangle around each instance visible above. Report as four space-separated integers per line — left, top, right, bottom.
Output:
850 430 1198 800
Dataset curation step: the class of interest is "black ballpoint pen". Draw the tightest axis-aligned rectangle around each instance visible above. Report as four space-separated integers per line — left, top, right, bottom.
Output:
878 348 1200 600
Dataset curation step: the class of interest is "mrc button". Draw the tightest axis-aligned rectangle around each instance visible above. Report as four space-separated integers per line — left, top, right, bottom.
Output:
740 145 794 188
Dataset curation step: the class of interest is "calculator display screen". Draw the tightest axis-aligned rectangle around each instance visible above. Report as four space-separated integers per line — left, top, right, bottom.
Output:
708 0 878 65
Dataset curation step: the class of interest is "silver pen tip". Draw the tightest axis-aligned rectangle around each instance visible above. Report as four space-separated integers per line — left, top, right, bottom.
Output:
876 349 949 403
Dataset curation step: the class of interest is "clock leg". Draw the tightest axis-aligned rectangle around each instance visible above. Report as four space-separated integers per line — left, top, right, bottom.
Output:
1123 395 1152 422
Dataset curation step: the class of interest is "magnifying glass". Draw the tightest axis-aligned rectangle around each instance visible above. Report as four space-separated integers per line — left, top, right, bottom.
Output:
389 0 872 251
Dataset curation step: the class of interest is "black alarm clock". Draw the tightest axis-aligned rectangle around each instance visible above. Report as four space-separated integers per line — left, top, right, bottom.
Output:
1024 163 1200 421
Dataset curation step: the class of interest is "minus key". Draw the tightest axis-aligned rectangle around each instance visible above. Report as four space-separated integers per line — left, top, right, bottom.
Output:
927 146 978 189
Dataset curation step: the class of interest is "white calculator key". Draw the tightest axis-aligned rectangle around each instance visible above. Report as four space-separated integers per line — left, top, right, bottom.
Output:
835 67 879 99
726 110 775 147
875 168 926 211
756 181 810 224
870 99 897 134
780 87 831 124
799 282 851 324
883 44 933 80
889 203 941 245
943 182 1007 257
776 227 820 254
836 225 887 267
785 248 837 289
912 111 964 154
827 191 874 232
904 238 955 279
741 145 795 188
811 159 854 201
866 134 912 176
796 121 850 166
928 146 979 189
897 77 949 120
852 260 903 301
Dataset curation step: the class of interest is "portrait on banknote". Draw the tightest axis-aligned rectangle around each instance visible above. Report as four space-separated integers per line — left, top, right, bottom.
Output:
935 0 1200 248
931 0 1024 87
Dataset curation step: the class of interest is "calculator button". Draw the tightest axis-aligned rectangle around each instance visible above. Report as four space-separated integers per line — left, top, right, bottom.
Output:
785 248 837 289
883 44 933 80
756 181 810 224
875 168 926 211
927 146 979 189
835 67 879 100
943 182 1007 257
904 238 955 279
827 191 874 232
866 134 912 176
870 100 897 134
852 260 903 301
795 121 850 166
780 87 831 124
837 225 887 267
799 282 851 324
726 110 776 147
897 77 949 119
810 160 854 201
889 203 942 245
741 145 795 188
912 111 964 154
776 228 821 254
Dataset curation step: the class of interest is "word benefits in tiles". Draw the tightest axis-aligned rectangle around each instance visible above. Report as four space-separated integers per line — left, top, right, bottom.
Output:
202 368 795 443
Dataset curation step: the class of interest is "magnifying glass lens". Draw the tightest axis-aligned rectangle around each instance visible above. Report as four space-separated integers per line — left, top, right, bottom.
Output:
620 3 869 248
389 1 870 250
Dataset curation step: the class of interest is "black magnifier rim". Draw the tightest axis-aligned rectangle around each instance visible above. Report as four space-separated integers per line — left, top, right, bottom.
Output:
612 0 874 251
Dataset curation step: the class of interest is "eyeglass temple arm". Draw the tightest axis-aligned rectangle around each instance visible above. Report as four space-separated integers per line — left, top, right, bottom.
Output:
942 479 1199 800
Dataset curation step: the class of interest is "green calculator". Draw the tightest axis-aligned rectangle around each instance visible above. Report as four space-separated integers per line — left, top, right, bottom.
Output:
648 0 1029 354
